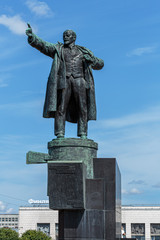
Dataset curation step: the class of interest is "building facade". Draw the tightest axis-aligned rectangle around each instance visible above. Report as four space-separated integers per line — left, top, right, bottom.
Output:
18 207 58 239
1 205 160 240
0 214 18 230
122 206 160 240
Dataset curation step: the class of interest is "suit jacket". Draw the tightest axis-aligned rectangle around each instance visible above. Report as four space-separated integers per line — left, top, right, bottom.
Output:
28 34 104 123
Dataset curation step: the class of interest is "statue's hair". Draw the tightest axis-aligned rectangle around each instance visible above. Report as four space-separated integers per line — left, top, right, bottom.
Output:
63 30 77 40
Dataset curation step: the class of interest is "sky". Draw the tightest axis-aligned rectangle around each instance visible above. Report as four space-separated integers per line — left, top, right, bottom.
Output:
1 0 160 213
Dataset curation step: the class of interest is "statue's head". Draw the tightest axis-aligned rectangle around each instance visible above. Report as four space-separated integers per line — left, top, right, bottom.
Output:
63 30 76 45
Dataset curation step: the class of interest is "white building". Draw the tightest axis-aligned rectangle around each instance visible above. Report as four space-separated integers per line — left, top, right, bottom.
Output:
1 205 160 240
18 207 58 240
0 214 18 230
122 205 160 240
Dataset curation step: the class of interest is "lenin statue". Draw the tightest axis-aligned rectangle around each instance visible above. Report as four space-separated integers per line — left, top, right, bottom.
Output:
26 24 104 139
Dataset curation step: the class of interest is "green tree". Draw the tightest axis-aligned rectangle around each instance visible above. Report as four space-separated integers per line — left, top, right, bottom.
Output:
0 227 19 240
20 230 51 240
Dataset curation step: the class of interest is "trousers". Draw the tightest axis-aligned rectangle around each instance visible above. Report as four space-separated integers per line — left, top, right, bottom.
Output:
54 76 87 137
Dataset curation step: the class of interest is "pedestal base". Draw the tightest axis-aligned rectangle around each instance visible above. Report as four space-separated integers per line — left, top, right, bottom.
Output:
48 138 98 178
47 139 121 240
48 158 121 240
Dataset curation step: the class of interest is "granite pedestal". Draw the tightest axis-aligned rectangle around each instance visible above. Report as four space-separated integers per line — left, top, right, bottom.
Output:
47 139 121 240
27 138 121 240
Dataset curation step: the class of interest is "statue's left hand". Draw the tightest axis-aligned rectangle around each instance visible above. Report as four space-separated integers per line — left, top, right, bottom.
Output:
84 54 94 63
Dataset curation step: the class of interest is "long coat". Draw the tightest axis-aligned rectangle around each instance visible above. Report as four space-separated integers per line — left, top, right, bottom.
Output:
29 34 104 123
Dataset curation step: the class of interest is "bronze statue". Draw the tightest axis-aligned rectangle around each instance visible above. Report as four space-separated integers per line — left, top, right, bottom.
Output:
26 24 104 139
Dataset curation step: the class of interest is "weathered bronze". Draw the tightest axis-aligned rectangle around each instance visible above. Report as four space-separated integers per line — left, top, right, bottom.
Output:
26 24 104 139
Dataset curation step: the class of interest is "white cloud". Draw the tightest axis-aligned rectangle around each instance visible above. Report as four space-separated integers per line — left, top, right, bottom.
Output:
130 188 142 194
122 188 142 195
0 201 6 211
26 0 53 17
0 15 26 35
127 46 156 57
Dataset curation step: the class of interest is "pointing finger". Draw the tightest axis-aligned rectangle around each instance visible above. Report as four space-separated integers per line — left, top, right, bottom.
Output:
27 23 31 29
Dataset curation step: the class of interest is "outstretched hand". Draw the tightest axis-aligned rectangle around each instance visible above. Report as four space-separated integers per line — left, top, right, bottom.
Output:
26 23 33 37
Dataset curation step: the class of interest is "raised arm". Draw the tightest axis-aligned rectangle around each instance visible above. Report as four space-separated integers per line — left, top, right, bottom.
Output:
26 23 57 58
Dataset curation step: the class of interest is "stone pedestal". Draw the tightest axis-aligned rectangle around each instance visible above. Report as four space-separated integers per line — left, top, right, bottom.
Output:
47 139 121 240
26 138 121 240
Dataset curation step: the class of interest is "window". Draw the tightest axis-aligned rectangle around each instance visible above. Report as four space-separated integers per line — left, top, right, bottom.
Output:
37 223 50 236
152 237 160 240
151 224 160 240
131 223 145 240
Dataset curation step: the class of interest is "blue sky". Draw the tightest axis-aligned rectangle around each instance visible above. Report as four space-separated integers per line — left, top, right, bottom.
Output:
1 0 160 213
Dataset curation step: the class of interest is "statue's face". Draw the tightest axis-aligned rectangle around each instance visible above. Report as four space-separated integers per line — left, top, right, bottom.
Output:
63 30 75 45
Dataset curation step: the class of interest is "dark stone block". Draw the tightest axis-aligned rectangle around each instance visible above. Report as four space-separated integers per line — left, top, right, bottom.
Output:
93 158 121 240
48 162 86 209
59 210 84 239
86 179 104 209
104 181 115 210
93 158 121 210
93 158 116 181
105 211 115 240
59 210 104 239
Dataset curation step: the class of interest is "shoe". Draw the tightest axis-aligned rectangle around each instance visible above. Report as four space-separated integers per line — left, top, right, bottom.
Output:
57 133 64 139
80 134 87 139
